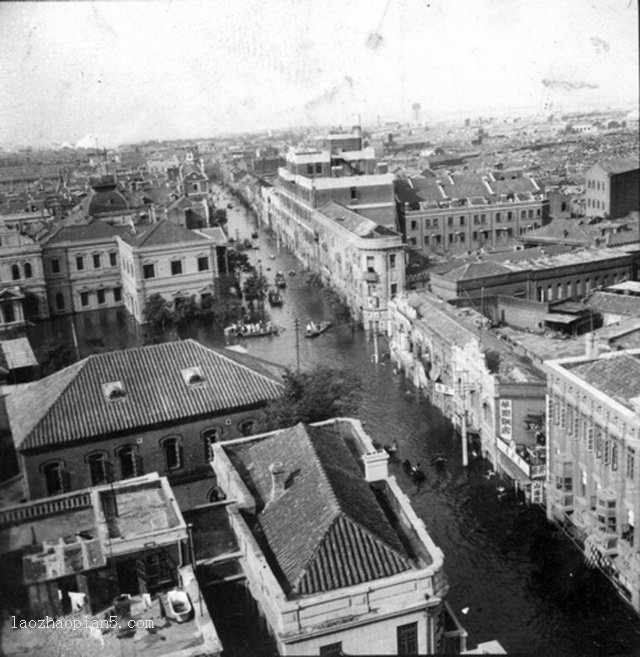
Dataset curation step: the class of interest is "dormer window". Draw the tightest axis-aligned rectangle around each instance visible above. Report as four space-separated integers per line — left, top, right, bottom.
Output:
181 367 205 387
102 381 126 401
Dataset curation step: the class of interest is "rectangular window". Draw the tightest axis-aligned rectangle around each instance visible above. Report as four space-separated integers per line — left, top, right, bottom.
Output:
424 235 430 245
473 214 479 224
448 233 454 243
109 252 117 266
496 212 502 222
410 220 417 231
350 187 357 200
472 231 478 241
197 256 209 271
481 213 486 223
459 233 465 242
432 218 438 227
425 219 431 228
397 622 418 655
143 264 155 279
460 216 465 226
76 256 84 271
507 211 513 221
171 261 183 275
113 287 122 302
390 283 397 296
97 289 105 305
627 448 635 479
389 254 396 268
587 427 594 452
319 643 342 657
51 258 60 274
93 253 101 269
447 216 453 226
80 292 89 307
307 164 314 175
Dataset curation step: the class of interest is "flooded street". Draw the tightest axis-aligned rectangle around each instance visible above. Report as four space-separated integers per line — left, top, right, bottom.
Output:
25 190 640 656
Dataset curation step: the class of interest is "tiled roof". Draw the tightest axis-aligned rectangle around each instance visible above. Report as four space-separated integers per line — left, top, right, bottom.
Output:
442 261 512 281
586 291 640 316
45 218 126 244
119 219 209 247
569 353 640 410
226 423 411 596
8 340 283 451
595 158 640 175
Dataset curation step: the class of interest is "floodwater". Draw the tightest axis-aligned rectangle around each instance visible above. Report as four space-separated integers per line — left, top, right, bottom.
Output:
26 190 640 656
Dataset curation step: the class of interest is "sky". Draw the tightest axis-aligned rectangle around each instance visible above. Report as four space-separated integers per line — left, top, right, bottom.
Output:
0 0 638 148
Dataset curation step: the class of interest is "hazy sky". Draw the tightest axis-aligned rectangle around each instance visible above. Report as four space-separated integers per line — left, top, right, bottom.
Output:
0 0 637 147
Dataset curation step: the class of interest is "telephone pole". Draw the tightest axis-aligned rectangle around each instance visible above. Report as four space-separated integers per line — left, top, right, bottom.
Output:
294 317 301 372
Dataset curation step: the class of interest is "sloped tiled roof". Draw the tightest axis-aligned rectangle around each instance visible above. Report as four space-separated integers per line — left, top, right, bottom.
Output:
568 353 640 410
8 340 283 451
595 158 640 175
45 218 127 244
586 291 640 316
226 423 411 596
442 260 513 281
119 219 209 247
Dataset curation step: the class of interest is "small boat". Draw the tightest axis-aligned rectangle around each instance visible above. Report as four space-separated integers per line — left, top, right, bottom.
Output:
268 289 283 306
403 459 426 482
275 271 286 289
305 320 331 338
225 322 279 338
162 589 193 624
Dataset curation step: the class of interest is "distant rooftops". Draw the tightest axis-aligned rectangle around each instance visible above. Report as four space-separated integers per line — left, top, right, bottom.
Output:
318 201 399 238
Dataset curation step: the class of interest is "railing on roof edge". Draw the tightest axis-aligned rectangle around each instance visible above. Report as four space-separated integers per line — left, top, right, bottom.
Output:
0 491 93 528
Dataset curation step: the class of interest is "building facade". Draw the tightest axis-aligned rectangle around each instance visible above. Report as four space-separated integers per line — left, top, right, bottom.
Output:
545 349 640 613
396 170 550 256
117 220 226 323
213 419 467 655
585 159 640 220
6 340 283 509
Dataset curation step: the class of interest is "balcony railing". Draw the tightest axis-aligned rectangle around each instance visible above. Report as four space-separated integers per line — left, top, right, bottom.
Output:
362 270 379 282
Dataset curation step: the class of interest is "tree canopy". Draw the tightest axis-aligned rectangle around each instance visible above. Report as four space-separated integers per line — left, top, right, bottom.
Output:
260 366 362 431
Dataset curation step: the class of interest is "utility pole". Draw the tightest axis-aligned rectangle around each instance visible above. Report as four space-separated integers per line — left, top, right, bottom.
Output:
294 318 301 372
372 320 379 364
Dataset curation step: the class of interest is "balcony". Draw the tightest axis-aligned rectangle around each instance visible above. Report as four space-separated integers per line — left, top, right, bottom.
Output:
362 270 379 283
496 438 546 479
591 529 619 557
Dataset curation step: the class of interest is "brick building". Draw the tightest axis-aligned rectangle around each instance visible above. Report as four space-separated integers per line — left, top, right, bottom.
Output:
396 170 550 256
6 340 283 509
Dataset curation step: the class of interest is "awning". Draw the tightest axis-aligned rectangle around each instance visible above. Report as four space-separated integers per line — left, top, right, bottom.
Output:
497 452 529 484
542 313 580 325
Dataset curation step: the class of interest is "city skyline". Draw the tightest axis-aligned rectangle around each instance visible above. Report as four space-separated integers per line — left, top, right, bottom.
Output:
0 0 638 148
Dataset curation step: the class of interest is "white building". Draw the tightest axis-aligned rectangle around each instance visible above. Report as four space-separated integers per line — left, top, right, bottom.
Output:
213 419 467 655
545 348 640 613
117 220 226 322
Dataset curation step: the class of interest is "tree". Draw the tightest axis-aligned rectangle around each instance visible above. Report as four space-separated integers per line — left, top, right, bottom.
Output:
212 208 228 226
242 271 268 313
259 366 362 431
36 338 76 377
142 293 174 334
174 295 199 325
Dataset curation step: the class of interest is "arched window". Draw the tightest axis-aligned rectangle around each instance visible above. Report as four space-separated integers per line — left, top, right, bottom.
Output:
24 262 33 278
116 445 143 479
161 436 183 471
203 427 223 461
207 486 227 503
11 264 20 280
55 293 65 311
238 418 257 437
41 461 70 496
86 452 112 486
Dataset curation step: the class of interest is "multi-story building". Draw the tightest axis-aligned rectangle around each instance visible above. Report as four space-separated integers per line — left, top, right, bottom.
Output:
270 129 396 236
0 226 48 325
213 419 467 655
429 246 637 303
117 220 226 323
585 159 640 220
388 292 547 498
42 218 125 316
295 201 405 330
545 348 640 613
6 339 283 509
396 170 550 256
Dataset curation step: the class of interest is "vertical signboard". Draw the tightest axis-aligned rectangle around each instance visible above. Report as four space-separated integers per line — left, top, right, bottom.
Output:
499 398 513 440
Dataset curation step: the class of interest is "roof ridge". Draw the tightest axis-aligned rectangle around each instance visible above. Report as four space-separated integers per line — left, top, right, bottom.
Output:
340 513 411 566
134 219 165 246
10 357 89 449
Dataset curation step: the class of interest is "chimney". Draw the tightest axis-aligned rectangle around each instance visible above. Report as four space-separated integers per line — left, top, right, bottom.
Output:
363 449 389 482
269 462 286 502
